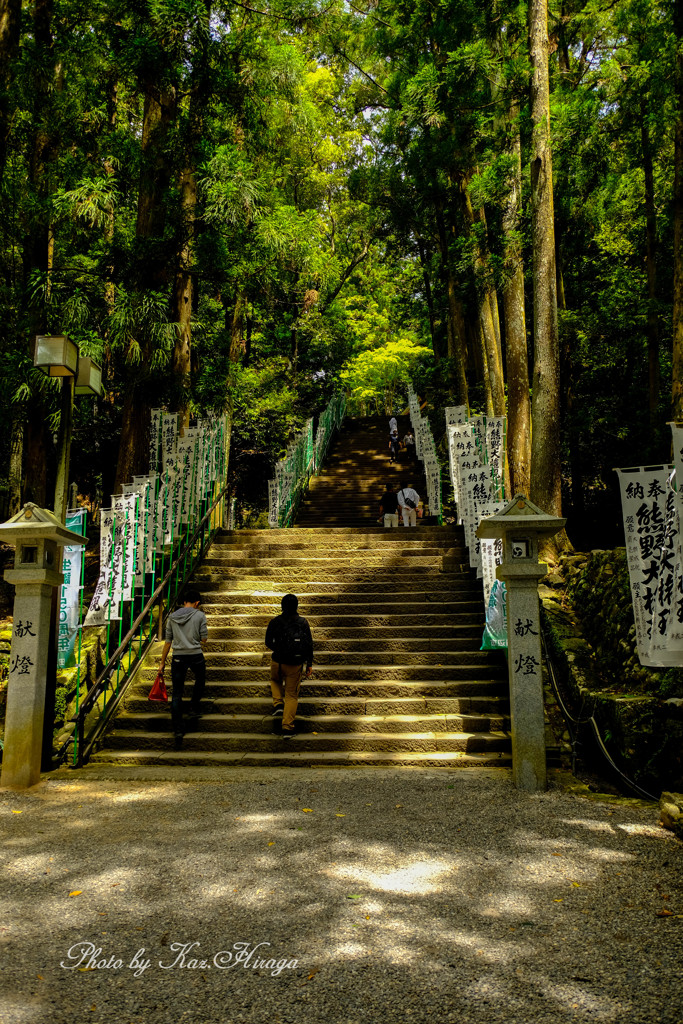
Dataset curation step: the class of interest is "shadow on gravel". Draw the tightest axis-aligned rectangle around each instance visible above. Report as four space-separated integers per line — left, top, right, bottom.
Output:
1 771 682 1024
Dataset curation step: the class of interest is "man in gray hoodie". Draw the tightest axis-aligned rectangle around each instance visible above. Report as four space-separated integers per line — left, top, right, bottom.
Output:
158 588 208 747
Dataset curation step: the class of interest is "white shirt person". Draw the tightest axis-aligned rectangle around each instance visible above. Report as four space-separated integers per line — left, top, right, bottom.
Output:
397 483 420 527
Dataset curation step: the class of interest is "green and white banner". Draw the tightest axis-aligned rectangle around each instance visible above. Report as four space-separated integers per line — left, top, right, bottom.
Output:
57 508 86 668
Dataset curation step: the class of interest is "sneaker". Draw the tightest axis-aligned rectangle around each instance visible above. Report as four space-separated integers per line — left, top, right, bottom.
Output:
281 727 299 740
271 703 284 718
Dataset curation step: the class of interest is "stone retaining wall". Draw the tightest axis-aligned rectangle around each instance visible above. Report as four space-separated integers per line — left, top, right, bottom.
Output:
540 549 683 792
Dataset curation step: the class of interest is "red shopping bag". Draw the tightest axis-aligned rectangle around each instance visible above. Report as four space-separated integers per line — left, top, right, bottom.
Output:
149 672 168 702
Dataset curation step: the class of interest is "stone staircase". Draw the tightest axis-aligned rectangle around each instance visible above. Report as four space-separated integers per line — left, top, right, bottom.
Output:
296 415 421 527
91 418 512 768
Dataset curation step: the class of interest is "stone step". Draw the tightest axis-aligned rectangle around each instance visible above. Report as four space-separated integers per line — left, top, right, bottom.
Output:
129 679 507 698
100 728 510 754
89 749 513 768
213 537 461 550
193 577 476 593
200 555 444 569
195 565 453 579
201 636 482 653
140 659 503 681
111 712 509 734
199 626 484 643
200 599 483 615
122 694 509 716
199 585 480 600
151 649 491 666
208 544 461 557
200 612 484 628
216 527 456 538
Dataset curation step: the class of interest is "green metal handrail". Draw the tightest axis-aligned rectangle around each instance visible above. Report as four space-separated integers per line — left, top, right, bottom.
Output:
60 483 229 768
268 391 346 528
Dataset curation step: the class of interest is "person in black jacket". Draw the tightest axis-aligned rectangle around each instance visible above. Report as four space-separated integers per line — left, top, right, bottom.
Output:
265 593 314 738
379 481 399 527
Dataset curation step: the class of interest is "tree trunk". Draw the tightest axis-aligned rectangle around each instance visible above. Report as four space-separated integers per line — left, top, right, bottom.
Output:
115 391 150 490
0 0 21 183
445 273 469 407
478 321 494 417
172 162 197 435
23 417 49 507
416 236 440 360
641 99 660 427
102 78 117 403
229 292 245 364
529 0 562 520
463 186 506 416
115 82 177 492
21 0 54 504
135 86 177 251
8 414 23 514
476 203 503 370
172 5 210 434
103 77 117 319
674 1 683 420
434 200 469 406
502 101 531 497
555 226 567 312
22 0 53 293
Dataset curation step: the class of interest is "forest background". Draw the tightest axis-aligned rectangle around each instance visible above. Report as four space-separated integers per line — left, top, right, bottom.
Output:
2 0 683 549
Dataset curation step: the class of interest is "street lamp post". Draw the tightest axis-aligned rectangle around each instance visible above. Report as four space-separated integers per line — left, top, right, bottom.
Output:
31 335 102 524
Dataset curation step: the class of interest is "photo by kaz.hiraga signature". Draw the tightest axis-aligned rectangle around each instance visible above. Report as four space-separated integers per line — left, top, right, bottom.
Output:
60 940 299 977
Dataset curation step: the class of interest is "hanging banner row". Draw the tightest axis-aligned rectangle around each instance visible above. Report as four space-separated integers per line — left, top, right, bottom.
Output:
83 414 227 627
446 410 507 606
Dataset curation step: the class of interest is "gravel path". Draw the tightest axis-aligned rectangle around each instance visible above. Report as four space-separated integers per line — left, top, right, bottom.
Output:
1 766 681 1024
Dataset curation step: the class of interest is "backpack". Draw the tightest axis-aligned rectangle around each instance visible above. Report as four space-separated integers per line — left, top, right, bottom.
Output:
275 616 308 664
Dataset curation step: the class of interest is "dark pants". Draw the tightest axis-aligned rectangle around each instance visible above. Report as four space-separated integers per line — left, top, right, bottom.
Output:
171 653 206 734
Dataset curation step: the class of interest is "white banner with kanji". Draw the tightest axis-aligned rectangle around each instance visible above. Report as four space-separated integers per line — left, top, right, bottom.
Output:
616 465 673 666
647 474 683 665
84 507 118 626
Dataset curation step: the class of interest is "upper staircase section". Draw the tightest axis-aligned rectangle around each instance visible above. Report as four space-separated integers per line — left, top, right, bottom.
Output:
296 415 420 528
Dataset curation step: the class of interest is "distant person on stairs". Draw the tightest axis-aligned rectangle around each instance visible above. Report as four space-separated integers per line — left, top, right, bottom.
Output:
398 482 420 527
265 593 314 738
158 588 208 749
389 415 398 435
379 481 399 527
389 429 400 464
403 430 416 463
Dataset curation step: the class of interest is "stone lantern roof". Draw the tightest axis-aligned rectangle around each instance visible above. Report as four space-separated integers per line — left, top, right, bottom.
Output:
476 493 566 540
0 503 87 547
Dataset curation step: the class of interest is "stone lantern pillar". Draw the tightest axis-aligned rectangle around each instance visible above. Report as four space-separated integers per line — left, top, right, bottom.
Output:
477 494 566 792
0 504 87 788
